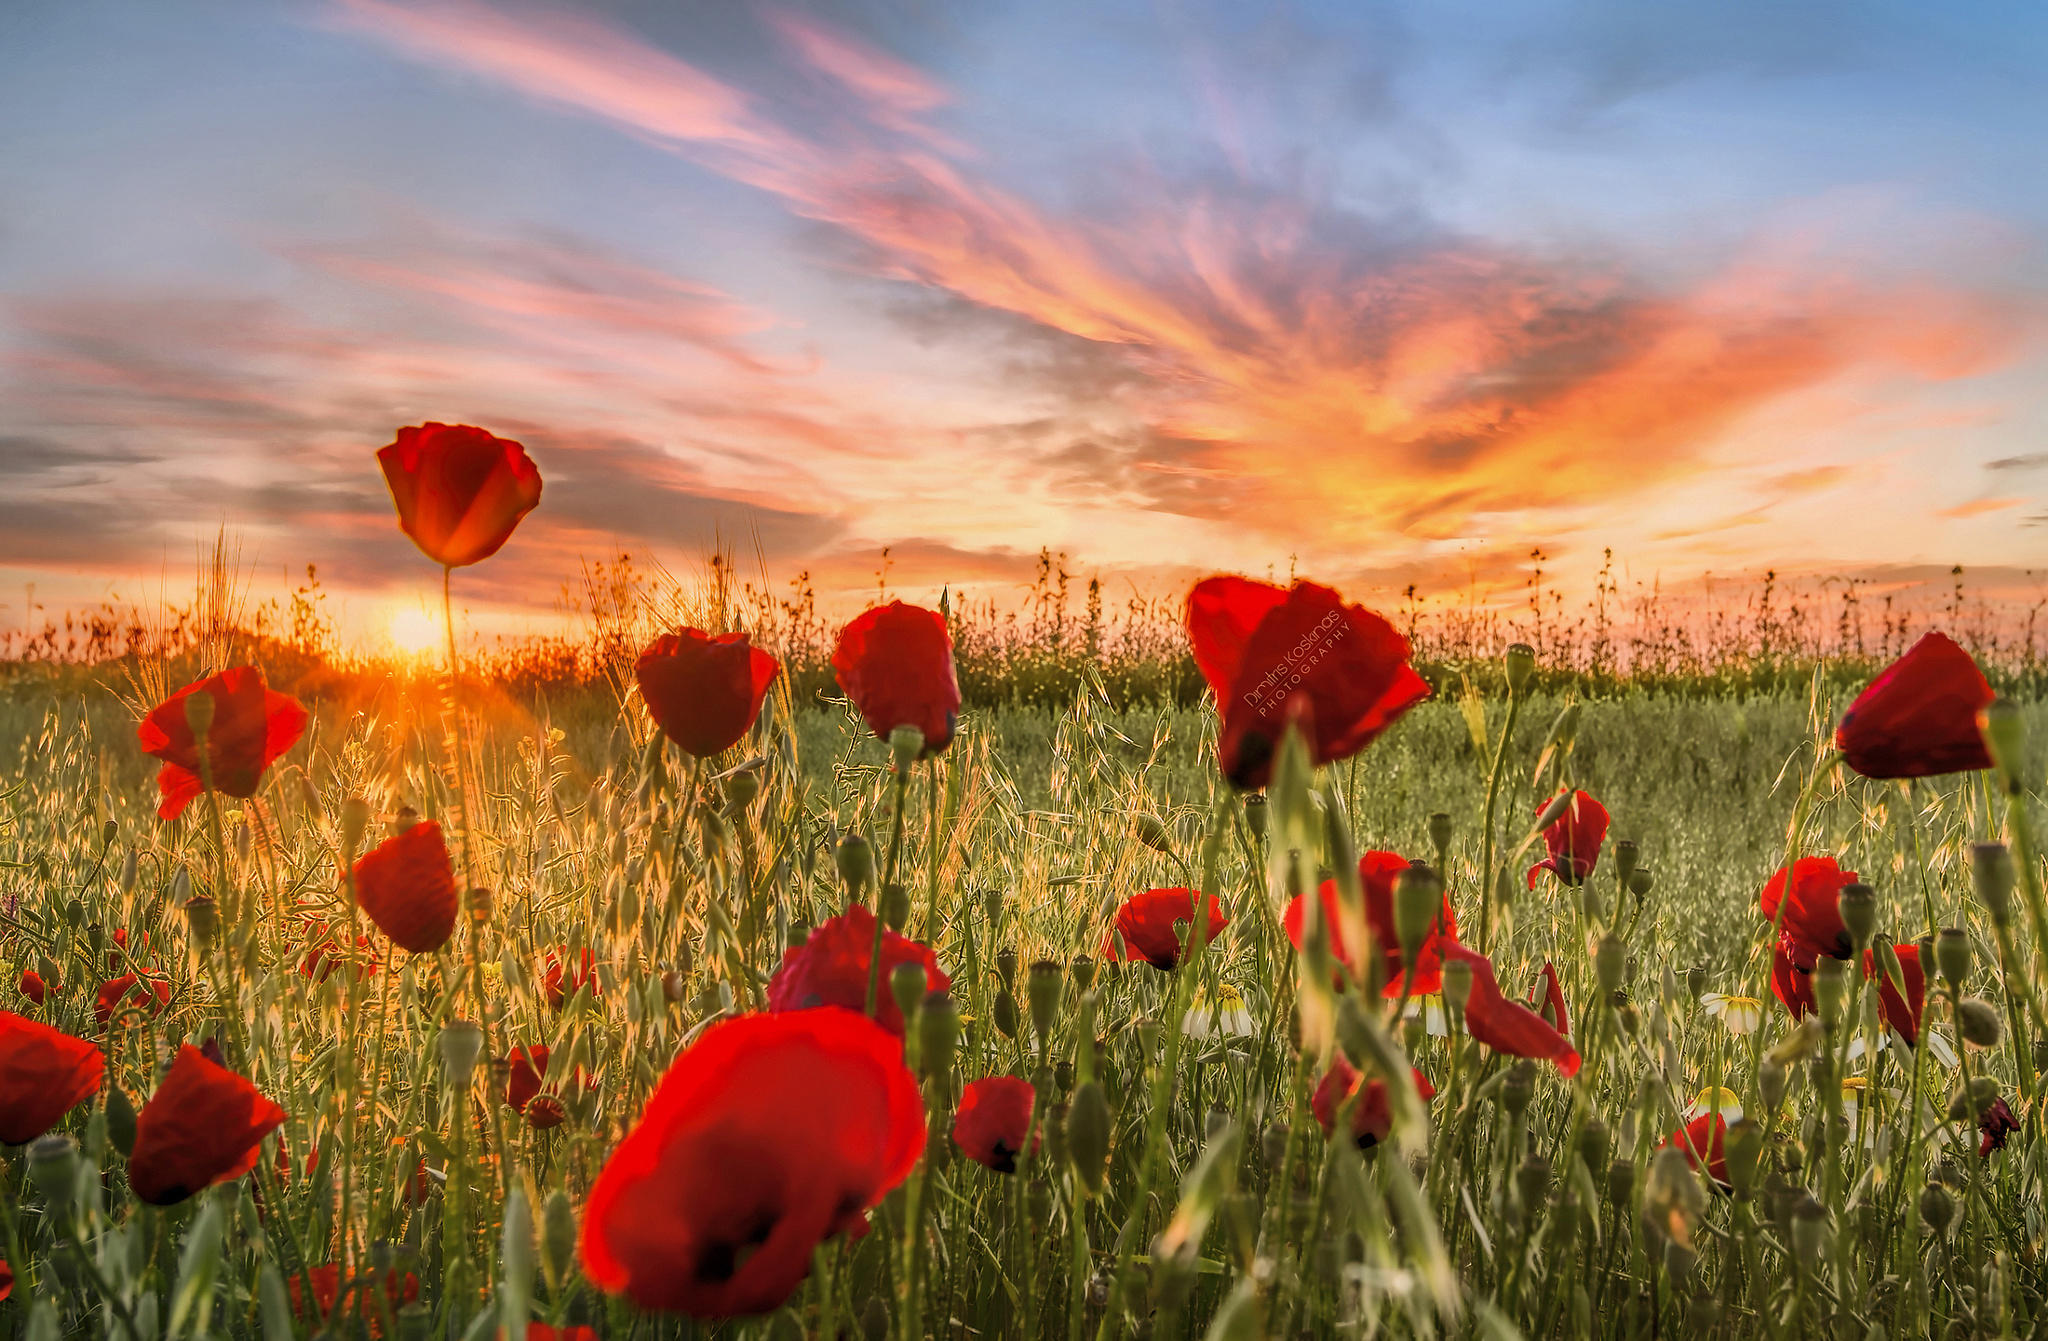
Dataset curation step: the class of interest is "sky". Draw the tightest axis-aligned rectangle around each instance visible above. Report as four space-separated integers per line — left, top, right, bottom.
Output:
2 0 2045 646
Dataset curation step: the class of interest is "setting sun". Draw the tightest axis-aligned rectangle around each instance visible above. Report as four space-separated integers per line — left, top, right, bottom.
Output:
389 607 439 656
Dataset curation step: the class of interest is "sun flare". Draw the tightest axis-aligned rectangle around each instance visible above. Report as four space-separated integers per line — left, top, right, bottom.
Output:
389 607 440 656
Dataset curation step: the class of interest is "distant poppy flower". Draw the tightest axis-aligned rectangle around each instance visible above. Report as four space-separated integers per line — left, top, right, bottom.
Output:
1441 944 1581 1077
95 972 170 1027
1283 851 1457 997
502 1045 593 1127
352 820 459 954
288 1264 420 1334
17 969 49 1005
1835 631 1994 779
403 1157 433 1205
953 1076 1036 1172
767 904 951 1036
298 918 378 984
1864 943 1927 1045
1310 1057 1435 1150
526 1094 569 1130
1760 856 1856 963
1532 961 1570 1036
1185 576 1429 791
0 1010 105 1143
105 927 150 973
137 666 307 821
831 602 961 755
1665 1112 1730 1187
377 422 542 568
528 1327 601 1341
127 1045 286 1205
543 947 599 1010
580 1008 924 1317
1526 790 1608 888
636 628 780 758
0 1258 11 1303
1979 1096 2020 1158
1100 888 1229 970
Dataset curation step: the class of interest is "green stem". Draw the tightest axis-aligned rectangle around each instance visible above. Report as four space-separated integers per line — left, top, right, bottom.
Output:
1476 686 1526 955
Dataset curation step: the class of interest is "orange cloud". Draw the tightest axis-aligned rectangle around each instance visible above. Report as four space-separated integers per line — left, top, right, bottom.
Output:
1937 496 2025 519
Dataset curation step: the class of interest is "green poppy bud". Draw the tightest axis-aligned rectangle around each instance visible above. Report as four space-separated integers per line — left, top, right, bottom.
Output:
1978 697 2027 789
1133 812 1173 854
1426 812 1452 861
723 771 760 813
1441 955 1474 1017
1958 997 2002 1048
1683 965 1707 1000
104 1086 136 1158
1626 867 1653 898
1972 842 2016 926
1501 1060 1536 1119
879 881 911 931
1642 1148 1706 1243
439 1020 484 1088
1920 1181 1956 1234
1504 642 1536 696
1578 883 1605 923
1027 960 1063 1047
1612 840 1639 890
1723 1118 1764 1198
1606 1157 1635 1209
1935 927 1971 988
836 833 874 900
1068 1079 1111 1194
1516 1155 1552 1214
541 1187 576 1290
1242 794 1268 839
1595 935 1626 992
889 725 926 773
1759 1058 1789 1112
993 986 1019 1039
183 893 220 947
1836 883 1877 949
1392 861 1444 968
1812 955 1848 1021
1789 1194 1829 1262
1578 1118 1610 1171
889 962 927 1029
28 1133 80 1205
918 991 959 1082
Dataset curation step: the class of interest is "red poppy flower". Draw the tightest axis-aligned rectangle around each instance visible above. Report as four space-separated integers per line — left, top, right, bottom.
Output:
352 820 459 955
1769 934 1818 1019
106 927 150 973
953 1076 1037 1172
127 1045 287 1204
636 629 780 758
529 1327 601 1341
1979 1096 2020 1158
1283 851 1457 997
95 972 170 1027
0 1258 11 1303
1864 943 1926 1045
1310 1057 1436 1150
580 1008 924 1318
298 918 378 984
1835 631 1994 779
831 602 961 755
288 1265 420 1334
766 904 951 1037
17 969 49 1006
1441 944 1581 1077
1665 1112 1729 1187
137 667 307 821
1100 888 1229 970
403 1157 432 1204
1526 790 1609 888
0 1010 105 1143
1759 856 1856 962
1185 576 1429 791
502 1045 593 1126
543 947 599 1010
1532 961 1570 1037
377 422 542 568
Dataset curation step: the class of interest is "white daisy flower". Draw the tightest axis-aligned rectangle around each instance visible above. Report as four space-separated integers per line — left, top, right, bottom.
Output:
1684 1086 1744 1126
1183 984 1257 1040
1700 992 1763 1035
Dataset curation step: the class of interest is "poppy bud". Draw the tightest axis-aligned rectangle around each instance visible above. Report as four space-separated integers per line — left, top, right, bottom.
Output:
1972 842 2016 926
183 894 219 947
338 795 371 858
1958 997 2002 1048
1516 1155 1552 1214
1595 935 1625 992
1616 999 1639 1036
1759 1058 1789 1112
889 725 926 774
1027 960 1063 1047
1441 955 1474 1017
1612 840 1638 890
1919 1181 1956 1234
982 887 1004 928
1133 813 1173 854
1642 1148 1705 1243
1949 1076 2000 1122
996 948 1018 983
1068 1079 1111 1194
661 970 687 1003
723 771 760 814
1812 956 1847 1021
104 1086 136 1158
184 688 216 742
1578 1118 1610 1171
1788 1194 1828 1263
1683 966 1707 1000
1504 643 1536 696
121 848 139 894
1501 1060 1536 1119
1836 883 1877 949
1392 861 1444 968
1262 1123 1290 1170
859 1296 890 1341
1978 697 2026 787
1626 867 1652 898
29 1134 79 1204
889 963 926 1030
1663 1240 1695 1287
836 834 874 899
919 991 958 1081
1577 883 1604 923
880 882 911 931
1606 1158 1634 1208
438 1021 484 1088
1242 794 1268 839
465 887 493 927
1935 927 1970 987
1723 1118 1764 1197
1427 812 1452 861
540 1186 575 1289
994 987 1020 1039
501 1182 534 1304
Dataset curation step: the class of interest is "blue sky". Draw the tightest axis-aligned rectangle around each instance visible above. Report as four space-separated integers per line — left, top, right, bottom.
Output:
2 0 2043 640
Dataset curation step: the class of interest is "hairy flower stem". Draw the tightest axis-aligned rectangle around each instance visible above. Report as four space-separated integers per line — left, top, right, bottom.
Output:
1475 684 1525 956
866 763 913 1017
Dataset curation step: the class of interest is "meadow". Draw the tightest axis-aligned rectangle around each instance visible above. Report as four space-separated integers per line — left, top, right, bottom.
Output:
1 431 2046 1341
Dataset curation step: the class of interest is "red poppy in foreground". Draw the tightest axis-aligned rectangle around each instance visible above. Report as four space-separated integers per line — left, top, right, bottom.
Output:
352 820 460 954
1865 943 1926 1045
1532 961 1570 1036
954 1075 1037 1172
1665 1112 1730 1187
17 969 49 1005
636 628 780 758
138 666 307 820
543 947 600 1010
1769 936 1818 1019
127 1045 286 1204
580 1009 924 1318
831 602 961 756
1185 576 1430 791
1527 790 1609 888
377 422 542 568
1835 631 1994 779
1310 1057 1436 1151
1441 944 1581 1077
1284 851 1458 997
0 1011 105 1144
95 973 171 1027
767 904 951 1036
1980 1096 2021 1158
1100 888 1229 970
288 1265 420 1334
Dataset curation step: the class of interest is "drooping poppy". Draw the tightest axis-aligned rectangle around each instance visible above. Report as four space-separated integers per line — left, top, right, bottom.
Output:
502 1045 593 1128
830 602 961 755
1526 790 1609 888
579 1008 924 1318
953 1075 1037 1172
1100 888 1229 971
17 969 49 1006
1184 576 1430 791
766 904 951 1037
635 629 780 758
1835 631 1994 779
0 1010 105 1143
1665 1112 1730 1187
352 820 460 955
288 1264 421 1335
1769 934 1819 1019
1310 1057 1435 1150
1759 856 1856 962
376 422 542 568
1532 961 1570 1036
1283 851 1457 997
1979 1096 2021 1157
127 1045 287 1205
1864 943 1927 1045
543 947 599 1010
1440 944 1581 1077
95 972 170 1027
137 667 307 821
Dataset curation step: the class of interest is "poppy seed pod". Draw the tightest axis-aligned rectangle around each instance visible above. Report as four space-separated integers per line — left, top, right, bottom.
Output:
1578 1118 1610 1171
1515 1155 1552 1214
1612 840 1639 890
918 992 959 1081
836 834 874 899
1605 1158 1634 1209
1759 1058 1789 1111
1977 697 2026 785
996 949 1018 983
880 882 911 932
183 894 219 947
1812 955 1848 1021
1133 813 1173 854
1958 997 2002 1048
1935 928 1971 987
1626 867 1653 898
1392 862 1445 968
1504 643 1536 696
1972 842 2016 926
1027 961 1063 1046
1723 1119 1765 1198
888 725 926 775
1919 1181 1956 1234
1440 955 1474 1017
1067 1079 1111 1194
1836 883 1878 949
28 1133 80 1204
889 963 927 1030
1595 935 1626 993
1501 1060 1536 1119
1242 794 1268 839
1070 955 1096 992
981 887 1003 928
438 1021 484 1088
993 987 1019 1039
1788 1195 1829 1263
1426 812 1452 861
